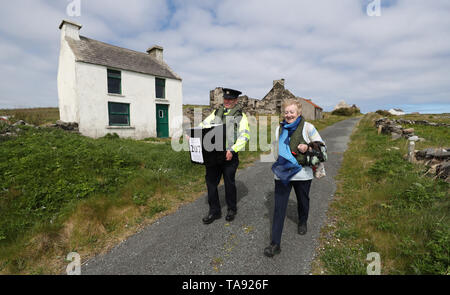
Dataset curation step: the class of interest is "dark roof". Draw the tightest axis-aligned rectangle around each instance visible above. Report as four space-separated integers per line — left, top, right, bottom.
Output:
65 36 181 80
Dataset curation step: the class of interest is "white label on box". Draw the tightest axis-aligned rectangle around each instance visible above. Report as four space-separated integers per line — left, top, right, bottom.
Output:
189 137 204 164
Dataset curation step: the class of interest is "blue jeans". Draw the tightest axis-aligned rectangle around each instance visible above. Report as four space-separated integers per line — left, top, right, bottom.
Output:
271 179 312 246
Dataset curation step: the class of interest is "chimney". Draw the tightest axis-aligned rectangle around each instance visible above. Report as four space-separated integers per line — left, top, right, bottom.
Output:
59 20 82 41
273 79 285 87
147 45 163 62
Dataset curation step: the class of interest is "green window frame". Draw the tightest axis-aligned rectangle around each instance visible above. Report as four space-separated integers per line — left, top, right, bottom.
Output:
108 102 130 126
108 69 122 94
155 78 165 99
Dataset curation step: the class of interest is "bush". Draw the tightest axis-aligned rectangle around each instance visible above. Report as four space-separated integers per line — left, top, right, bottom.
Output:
376 110 391 116
331 107 360 116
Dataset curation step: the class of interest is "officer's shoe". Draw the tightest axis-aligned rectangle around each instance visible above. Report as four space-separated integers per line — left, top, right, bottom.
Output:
298 223 307 235
225 209 237 222
202 213 221 224
264 243 281 257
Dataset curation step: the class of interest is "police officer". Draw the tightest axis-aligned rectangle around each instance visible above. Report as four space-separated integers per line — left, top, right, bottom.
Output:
200 88 250 224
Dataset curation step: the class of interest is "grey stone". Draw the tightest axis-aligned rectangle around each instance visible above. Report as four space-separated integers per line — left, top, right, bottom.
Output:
433 151 450 159
54 120 79 131
415 120 429 125
416 148 434 159
436 161 450 182
391 132 402 140
12 120 26 126
417 148 450 159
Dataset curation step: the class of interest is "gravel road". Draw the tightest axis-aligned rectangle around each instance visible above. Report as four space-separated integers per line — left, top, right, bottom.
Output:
82 117 360 275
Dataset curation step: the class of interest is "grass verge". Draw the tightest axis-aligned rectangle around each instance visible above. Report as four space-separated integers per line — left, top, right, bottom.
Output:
311 113 449 275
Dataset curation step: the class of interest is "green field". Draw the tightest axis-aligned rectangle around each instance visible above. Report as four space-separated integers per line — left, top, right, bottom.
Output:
0 108 60 126
312 113 449 275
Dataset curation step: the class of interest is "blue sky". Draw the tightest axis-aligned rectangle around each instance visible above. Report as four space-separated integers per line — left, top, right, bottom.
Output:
0 0 449 113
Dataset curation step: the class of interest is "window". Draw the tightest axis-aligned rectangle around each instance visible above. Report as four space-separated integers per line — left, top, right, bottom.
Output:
155 78 165 99
108 102 129 126
108 69 121 94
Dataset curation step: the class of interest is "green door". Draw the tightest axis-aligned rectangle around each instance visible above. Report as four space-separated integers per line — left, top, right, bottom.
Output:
156 104 169 138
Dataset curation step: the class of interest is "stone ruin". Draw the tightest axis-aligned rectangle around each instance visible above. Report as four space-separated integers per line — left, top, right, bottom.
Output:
209 79 291 115
183 79 292 124
183 79 324 125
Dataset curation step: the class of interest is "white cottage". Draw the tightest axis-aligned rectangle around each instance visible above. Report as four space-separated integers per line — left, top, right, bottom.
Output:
57 20 183 139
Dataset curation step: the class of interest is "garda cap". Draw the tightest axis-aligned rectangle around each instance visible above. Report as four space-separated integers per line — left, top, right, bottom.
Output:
222 88 242 99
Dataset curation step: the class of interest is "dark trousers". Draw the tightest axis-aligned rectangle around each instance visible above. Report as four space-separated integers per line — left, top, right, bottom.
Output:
205 155 239 215
271 179 312 246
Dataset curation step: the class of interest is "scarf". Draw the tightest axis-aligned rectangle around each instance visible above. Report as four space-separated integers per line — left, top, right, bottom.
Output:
271 116 303 186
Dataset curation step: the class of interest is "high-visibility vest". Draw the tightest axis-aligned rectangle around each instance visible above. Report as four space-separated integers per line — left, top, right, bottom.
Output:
200 105 250 153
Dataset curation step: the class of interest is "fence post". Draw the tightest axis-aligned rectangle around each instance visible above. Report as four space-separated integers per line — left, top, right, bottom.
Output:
377 125 383 135
408 140 415 162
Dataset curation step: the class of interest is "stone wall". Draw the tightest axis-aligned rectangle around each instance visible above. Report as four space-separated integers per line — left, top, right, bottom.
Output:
416 148 450 182
374 117 449 183
0 119 79 138
374 117 424 141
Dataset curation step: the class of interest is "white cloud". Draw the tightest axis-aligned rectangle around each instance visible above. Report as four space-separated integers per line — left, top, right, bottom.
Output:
0 0 449 113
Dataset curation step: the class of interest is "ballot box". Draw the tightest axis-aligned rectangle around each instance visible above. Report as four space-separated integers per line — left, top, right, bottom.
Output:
187 124 226 166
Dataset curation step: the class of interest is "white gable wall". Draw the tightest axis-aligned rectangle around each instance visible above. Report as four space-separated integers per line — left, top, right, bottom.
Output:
165 78 183 138
57 37 79 123
74 61 182 139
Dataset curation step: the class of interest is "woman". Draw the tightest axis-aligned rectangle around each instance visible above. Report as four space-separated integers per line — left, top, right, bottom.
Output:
264 99 325 257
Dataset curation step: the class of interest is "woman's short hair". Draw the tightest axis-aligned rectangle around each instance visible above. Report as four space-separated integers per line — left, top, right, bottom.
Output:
281 99 302 116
